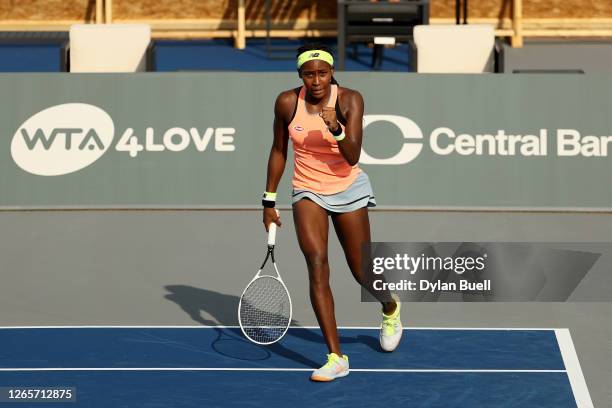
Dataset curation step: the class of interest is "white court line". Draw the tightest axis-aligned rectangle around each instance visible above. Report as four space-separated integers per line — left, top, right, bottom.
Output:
0 368 567 373
555 329 594 408
0 325 563 331
2 204 611 212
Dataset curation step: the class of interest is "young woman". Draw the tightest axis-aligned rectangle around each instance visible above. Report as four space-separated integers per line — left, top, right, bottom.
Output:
262 44 402 381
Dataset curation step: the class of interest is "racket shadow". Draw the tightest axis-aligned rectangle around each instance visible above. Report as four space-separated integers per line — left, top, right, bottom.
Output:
211 327 271 361
164 284 320 367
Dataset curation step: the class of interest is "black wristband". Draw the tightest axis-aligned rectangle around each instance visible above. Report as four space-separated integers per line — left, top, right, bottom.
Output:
330 124 343 136
262 199 276 208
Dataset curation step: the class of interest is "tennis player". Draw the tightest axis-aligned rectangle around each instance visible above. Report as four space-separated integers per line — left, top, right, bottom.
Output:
262 44 402 381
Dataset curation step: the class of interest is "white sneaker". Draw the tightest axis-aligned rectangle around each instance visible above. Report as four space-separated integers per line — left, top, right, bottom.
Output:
380 294 403 352
310 353 349 382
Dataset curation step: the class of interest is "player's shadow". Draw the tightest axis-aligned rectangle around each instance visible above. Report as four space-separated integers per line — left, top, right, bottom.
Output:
286 326 381 353
164 285 321 368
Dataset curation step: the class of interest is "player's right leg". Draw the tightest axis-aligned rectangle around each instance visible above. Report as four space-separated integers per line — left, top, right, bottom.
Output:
293 198 349 381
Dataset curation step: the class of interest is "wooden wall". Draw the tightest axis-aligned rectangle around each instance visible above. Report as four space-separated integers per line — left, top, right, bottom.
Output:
0 0 93 21
1 0 611 22
431 0 612 19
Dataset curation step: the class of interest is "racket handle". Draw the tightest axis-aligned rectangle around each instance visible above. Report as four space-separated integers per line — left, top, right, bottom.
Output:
267 209 279 246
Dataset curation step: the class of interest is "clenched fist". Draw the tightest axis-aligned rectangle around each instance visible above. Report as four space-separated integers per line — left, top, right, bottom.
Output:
321 107 340 132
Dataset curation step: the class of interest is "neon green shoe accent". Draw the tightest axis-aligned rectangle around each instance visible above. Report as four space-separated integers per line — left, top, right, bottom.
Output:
382 297 401 336
310 353 349 381
322 353 348 369
380 293 403 351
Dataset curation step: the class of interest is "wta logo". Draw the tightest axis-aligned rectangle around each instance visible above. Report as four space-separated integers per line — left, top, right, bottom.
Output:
11 103 114 176
11 103 237 176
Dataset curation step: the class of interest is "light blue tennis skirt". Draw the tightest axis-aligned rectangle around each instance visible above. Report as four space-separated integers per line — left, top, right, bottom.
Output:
292 171 376 213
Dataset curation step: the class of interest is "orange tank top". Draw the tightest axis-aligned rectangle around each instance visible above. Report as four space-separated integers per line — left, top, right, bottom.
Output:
288 85 361 194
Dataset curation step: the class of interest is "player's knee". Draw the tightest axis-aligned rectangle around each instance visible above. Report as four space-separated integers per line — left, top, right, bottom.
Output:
305 253 328 270
304 253 329 286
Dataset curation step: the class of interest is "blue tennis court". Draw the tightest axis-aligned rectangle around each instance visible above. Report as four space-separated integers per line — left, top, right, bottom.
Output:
0 327 592 407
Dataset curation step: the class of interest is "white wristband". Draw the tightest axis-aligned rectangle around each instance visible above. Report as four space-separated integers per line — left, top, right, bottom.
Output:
263 191 277 201
333 131 346 142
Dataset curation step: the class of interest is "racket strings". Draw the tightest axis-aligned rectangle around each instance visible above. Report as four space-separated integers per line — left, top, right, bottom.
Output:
240 276 290 344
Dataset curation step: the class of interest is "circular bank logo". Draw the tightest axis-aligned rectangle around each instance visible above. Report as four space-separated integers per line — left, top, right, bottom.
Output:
361 115 423 165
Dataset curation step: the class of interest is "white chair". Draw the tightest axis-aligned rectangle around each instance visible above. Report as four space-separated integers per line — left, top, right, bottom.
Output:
69 24 153 72
412 24 499 73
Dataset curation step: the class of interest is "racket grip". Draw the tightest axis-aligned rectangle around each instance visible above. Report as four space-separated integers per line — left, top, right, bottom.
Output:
267 209 279 246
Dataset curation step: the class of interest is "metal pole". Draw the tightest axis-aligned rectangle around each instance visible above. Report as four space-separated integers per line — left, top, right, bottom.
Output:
105 0 112 24
455 0 460 25
512 0 523 47
235 0 246 49
96 0 103 23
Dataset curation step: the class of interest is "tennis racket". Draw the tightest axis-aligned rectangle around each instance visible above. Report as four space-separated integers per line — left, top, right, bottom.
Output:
238 214 292 345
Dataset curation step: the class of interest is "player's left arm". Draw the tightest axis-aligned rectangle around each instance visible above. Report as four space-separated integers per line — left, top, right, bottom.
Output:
337 89 364 166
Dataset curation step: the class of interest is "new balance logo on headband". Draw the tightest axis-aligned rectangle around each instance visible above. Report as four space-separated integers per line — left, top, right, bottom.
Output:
296 50 334 69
